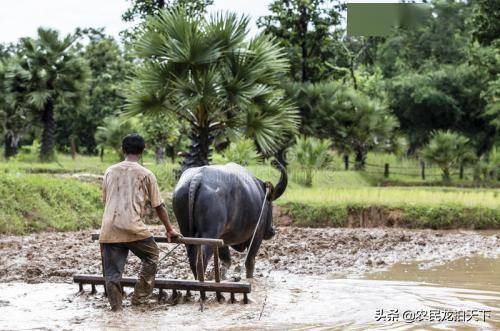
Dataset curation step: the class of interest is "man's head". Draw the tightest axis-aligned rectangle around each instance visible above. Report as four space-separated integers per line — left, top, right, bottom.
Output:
122 133 145 156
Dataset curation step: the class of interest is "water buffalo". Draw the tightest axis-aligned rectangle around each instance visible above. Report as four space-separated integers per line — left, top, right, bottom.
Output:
172 161 287 279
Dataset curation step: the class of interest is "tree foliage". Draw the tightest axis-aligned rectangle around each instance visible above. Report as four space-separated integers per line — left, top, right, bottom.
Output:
289 135 332 186
56 30 130 154
258 0 345 82
285 81 397 169
221 139 260 166
125 8 299 170
421 130 475 181
16 28 90 161
95 116 140 160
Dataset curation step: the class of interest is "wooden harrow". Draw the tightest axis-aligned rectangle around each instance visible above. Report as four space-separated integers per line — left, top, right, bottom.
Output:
73 234 251 303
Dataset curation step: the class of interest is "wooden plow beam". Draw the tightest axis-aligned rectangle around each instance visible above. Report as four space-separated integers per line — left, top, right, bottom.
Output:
73 234 251 304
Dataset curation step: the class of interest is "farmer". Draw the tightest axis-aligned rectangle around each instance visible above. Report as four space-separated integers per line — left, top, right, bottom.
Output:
99 133 181 311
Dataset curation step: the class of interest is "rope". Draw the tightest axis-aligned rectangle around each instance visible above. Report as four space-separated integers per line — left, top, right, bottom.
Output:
158 243 181 264
244 187 270 265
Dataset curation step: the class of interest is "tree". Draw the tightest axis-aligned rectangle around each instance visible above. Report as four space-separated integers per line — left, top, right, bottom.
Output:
289 135 332 186
0 59 32 159
220 139 261 166
95 116 139 161
285 82 398 169
121 0 213 44
421 130 475 182
141 113 185 163
257 0 345 82
56 29 130 154
125 8 299 170
388 63 496 155
17 28 90 161
470 0 500 46
376 1 472 78
123 0 213 21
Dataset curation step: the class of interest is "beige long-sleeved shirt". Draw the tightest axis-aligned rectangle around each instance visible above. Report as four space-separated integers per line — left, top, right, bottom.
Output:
99 161 163 243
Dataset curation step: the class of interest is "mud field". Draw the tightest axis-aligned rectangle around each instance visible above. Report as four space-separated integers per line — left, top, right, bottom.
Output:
0 226 499 283
1 226 499 330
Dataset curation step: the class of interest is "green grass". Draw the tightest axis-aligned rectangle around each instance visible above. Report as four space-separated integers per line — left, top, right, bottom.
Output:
0 174 102 234
280 186 499 209
281 203 500 229
0 153 498 234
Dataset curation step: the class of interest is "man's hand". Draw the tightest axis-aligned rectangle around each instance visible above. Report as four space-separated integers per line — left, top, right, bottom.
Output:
155 204 182 242
166 228 182 243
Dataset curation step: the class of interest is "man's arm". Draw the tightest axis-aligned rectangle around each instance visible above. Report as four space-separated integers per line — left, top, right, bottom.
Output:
155 203 181 242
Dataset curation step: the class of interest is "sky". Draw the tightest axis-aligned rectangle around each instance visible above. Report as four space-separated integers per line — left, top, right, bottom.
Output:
0 0 408 44
0 0 272 44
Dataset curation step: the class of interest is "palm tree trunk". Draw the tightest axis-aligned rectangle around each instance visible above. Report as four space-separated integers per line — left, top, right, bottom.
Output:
40 101 56 162
4 133 19 159
354 149 366 170
181 126 213 172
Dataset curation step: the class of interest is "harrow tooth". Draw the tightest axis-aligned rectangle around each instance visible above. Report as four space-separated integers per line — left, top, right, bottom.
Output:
78 283 84 292
91 284 97 294
158 289 164 302
243 293 248 304
230 292 235 303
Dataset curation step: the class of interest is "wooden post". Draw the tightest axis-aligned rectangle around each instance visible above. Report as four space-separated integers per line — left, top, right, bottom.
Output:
196 245 206 300
420 160 426 180
343 154 349 170
384 163 390 178
213 246 222 302
459 164 464 180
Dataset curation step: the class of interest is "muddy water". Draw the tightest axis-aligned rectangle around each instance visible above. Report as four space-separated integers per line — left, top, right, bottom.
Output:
1 255 499 330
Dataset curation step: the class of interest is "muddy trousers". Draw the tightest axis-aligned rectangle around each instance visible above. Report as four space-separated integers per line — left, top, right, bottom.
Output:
102 237 159 310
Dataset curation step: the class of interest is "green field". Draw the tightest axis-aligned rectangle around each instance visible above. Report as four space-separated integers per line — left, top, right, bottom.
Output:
0 153 498 234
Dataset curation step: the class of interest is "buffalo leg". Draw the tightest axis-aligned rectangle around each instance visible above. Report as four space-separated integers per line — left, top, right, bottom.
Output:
245 237 263 279
186 244 198 279
218 246 231 280
202 244 214 274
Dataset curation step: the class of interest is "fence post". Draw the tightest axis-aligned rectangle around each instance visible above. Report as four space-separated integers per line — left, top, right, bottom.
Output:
384 163 389 178
459 164 464 180
343 154 349 170
420 160 426 180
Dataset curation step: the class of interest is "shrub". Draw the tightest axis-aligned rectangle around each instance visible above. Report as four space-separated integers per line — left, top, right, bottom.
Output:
420 130 475 181
289 136 333 186
221 139 261 166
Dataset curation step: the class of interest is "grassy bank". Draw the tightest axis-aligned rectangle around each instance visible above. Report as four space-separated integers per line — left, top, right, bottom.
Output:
278 203 500 230
0 174 102 234
0 154 498 234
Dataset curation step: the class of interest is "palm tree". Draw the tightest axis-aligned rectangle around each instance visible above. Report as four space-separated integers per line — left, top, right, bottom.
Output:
125 8 299 170
421 130 475 182
1 58 31 159
289 136 332 186
17 28 89 161
95 116 139 161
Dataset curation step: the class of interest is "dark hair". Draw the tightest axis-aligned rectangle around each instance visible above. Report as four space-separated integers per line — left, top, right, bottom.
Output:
122 133 145 155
